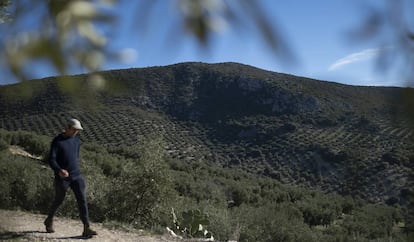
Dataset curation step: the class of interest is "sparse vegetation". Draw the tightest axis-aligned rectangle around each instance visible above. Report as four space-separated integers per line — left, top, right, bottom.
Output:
0 129 410 241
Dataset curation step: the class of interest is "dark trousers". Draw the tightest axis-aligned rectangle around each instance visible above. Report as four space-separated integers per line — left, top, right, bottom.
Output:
47 176 89 225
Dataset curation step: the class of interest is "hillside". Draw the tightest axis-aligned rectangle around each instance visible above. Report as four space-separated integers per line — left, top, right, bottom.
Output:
0 61 413 207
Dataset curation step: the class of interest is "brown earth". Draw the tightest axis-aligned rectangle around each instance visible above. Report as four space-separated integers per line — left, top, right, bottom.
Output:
0 209 182 242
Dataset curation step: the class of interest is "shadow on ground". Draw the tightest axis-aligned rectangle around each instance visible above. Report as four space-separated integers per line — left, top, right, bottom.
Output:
0 229 91 240
0 229 47 240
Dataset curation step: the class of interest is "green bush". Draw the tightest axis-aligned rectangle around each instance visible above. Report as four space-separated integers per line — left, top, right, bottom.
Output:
235 203 321 242
298 193 342 227
0 138 8 151
0 152 53 212
171 208 213 239
202 206 233 241
343 204 400 240
0 129 12 144
0 129 50 158
81 146 123 177
9 130 50 156
103 135 175 227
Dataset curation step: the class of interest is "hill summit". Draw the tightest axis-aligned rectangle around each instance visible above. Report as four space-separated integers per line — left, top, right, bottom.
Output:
0 62 413 206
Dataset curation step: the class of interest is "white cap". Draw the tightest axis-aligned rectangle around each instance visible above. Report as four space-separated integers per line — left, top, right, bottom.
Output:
67 118 83 130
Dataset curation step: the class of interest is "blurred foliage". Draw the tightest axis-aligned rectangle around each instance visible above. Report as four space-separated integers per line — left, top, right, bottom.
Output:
0 0 10 23
0 0 290 97
0 0 413 88
354 0 414 85
1 0 414 130
1 0 110 80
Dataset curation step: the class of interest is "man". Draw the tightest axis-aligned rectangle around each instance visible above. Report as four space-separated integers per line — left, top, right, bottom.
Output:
44 118 97 238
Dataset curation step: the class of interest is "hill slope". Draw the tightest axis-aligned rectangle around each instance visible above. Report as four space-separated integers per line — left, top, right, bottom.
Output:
0 62 413 206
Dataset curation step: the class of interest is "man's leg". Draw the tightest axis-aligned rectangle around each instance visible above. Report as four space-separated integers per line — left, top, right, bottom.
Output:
70 176 89 224
71 176 97 237
45 178 69 233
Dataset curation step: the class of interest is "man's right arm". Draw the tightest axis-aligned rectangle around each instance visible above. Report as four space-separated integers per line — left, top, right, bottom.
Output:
48 138 61 174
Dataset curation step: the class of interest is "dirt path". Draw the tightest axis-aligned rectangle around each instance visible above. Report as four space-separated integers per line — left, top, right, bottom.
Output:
0 209 180 241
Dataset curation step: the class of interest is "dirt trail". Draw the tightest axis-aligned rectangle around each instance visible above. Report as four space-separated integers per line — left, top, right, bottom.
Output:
0 209 179 241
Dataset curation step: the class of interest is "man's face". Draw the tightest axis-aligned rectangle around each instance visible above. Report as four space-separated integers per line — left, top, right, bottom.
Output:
66 127 80 137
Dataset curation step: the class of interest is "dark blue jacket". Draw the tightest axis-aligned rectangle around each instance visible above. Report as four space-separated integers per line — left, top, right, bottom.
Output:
48 133 81 179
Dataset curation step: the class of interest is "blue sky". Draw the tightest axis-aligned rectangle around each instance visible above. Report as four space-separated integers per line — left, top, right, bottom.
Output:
1 0 411 87
101 0 407 87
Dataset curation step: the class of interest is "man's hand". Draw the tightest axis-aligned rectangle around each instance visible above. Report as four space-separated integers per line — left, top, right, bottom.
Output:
59 169 69 178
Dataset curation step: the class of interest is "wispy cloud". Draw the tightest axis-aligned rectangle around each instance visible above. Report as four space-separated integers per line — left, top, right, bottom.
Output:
118 48 139 64
328 48 380 71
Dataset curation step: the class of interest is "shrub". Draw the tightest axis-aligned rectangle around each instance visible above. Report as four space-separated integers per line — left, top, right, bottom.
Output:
0 138 8 151
170 208 213 239
9 130 50 156
342 204 400 240
298 193 342 227
202 206 233 241
0 152 53 212
227 183 249 207
0 129 12 144
235 203 320 242
104 135 175 228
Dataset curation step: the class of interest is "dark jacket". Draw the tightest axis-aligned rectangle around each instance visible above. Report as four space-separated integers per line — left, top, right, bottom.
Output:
48 133 81 179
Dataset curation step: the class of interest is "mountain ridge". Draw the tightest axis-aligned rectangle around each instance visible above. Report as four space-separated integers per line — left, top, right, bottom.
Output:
0 62 412 206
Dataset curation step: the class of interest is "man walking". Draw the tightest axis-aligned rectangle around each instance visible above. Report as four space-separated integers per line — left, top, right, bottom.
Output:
44 118 97 238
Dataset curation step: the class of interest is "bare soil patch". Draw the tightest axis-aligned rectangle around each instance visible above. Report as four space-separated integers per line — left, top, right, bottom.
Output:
0 209 178 241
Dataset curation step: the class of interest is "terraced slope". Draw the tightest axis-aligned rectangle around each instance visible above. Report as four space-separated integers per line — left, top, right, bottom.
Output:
0 62 413 206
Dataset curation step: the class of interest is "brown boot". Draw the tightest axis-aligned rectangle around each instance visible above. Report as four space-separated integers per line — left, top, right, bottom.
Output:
44 217 55 233
82 224 97 238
